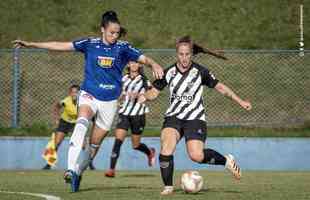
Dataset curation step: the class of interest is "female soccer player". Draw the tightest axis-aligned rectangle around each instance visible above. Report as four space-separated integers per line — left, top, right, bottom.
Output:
105 61 155 178
13 10 164 192
139 36 252 195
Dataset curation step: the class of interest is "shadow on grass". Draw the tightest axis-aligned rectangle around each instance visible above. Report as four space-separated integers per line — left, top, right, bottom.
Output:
79 187 242 194
79 185 156 192
121 173 157 178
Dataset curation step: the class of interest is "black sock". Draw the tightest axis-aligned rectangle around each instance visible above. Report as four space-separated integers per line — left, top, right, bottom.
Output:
200 148 226 165
134 143 151 156
110 139 123 169
159 154 174 186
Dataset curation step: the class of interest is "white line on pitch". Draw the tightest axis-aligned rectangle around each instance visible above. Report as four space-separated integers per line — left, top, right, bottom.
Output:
0 190 61 200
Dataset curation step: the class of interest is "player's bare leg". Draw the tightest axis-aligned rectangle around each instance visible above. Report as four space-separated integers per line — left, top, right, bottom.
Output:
159 128 180 195
186 140 240 180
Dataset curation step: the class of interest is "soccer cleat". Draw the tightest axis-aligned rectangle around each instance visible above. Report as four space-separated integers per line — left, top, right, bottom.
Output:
105 169 115 178
160 186 174 195
148 148 156 167
89 162 96 170
70 171 80 192
225 154 241 180
63 170 73 184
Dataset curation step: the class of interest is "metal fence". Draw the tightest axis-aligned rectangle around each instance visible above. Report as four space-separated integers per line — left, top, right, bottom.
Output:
0 49 309 128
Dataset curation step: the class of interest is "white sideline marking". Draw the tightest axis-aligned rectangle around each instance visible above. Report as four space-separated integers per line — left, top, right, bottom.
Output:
0 190 61 200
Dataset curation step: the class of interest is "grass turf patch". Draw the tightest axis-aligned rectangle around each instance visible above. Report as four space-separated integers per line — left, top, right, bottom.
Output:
0 170 309 200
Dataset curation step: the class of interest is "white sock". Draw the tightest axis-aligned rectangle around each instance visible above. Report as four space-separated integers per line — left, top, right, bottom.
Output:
76 145 92 175
67 117 89 172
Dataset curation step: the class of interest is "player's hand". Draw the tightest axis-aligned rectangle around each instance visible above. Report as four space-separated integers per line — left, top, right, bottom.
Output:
12 40 31 48
54 119 59 127
152 63 164 79
240 100 252 111
137 94 146 104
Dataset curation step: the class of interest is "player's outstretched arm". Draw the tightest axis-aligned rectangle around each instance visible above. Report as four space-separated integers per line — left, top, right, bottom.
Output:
215 82 252 111
137 55 164 79
12 40 74 51
138 87 160 103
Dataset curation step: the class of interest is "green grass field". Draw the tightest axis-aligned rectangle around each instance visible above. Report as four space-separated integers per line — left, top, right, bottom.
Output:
1 0 309 49
0 170 309 200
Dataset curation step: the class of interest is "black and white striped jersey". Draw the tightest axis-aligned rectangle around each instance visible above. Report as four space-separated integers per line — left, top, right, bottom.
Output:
118 74 151 116
153 62 219 121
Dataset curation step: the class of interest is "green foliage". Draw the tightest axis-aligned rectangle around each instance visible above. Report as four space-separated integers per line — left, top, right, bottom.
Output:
1 125 309 137
0 121 53 137
0 0 309 49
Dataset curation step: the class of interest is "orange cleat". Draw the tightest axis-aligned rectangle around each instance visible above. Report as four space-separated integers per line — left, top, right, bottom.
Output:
105 169 115 178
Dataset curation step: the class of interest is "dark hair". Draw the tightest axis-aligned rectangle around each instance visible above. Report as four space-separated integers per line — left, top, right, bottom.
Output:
126 63 144 75
69 84 80 91
101 10 127 37
126 64 150 89
176 35 228 60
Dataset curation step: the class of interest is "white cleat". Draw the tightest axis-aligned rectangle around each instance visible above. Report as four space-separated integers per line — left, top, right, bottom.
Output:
160 186 174 195
225 154 241 180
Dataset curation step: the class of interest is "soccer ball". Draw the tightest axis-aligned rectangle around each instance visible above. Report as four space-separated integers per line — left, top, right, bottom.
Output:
180 171 204 193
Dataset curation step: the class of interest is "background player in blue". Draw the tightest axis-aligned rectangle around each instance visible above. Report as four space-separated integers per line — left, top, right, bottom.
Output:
139 36 252 195
13 10 164 192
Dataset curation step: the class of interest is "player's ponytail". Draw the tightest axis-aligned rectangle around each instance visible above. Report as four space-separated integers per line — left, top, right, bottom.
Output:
176 36 227 60
101 10 119 27
101 10 127 37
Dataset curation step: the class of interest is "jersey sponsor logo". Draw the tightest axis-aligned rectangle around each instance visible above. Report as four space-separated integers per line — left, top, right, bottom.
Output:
171 93 194 103
97 56 114 68
99 84 116 90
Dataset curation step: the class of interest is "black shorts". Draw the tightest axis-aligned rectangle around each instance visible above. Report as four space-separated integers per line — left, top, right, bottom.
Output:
116 114 146 135
55 118 75 134
162 116 207 142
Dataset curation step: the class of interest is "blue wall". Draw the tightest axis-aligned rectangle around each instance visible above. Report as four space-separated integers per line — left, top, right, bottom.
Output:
1 137 310 170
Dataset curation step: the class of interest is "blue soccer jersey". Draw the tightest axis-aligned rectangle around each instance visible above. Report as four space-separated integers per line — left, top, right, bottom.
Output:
73 38 142 101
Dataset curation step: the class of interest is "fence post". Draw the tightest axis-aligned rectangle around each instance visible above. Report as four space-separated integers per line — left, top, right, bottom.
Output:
11 48 21 128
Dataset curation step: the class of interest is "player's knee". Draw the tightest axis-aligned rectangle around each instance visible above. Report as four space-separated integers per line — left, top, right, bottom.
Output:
76 117 90 128
160 147 174 156
189 151 204 163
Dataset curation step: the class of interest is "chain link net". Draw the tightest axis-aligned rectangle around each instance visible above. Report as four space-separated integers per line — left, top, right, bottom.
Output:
0 49 309 128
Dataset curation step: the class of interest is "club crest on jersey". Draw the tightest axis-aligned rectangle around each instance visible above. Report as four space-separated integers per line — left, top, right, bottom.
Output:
97 56 114 68
189 68 198 78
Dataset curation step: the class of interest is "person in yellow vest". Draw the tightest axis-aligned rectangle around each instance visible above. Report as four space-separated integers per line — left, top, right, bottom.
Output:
42 84 95 170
